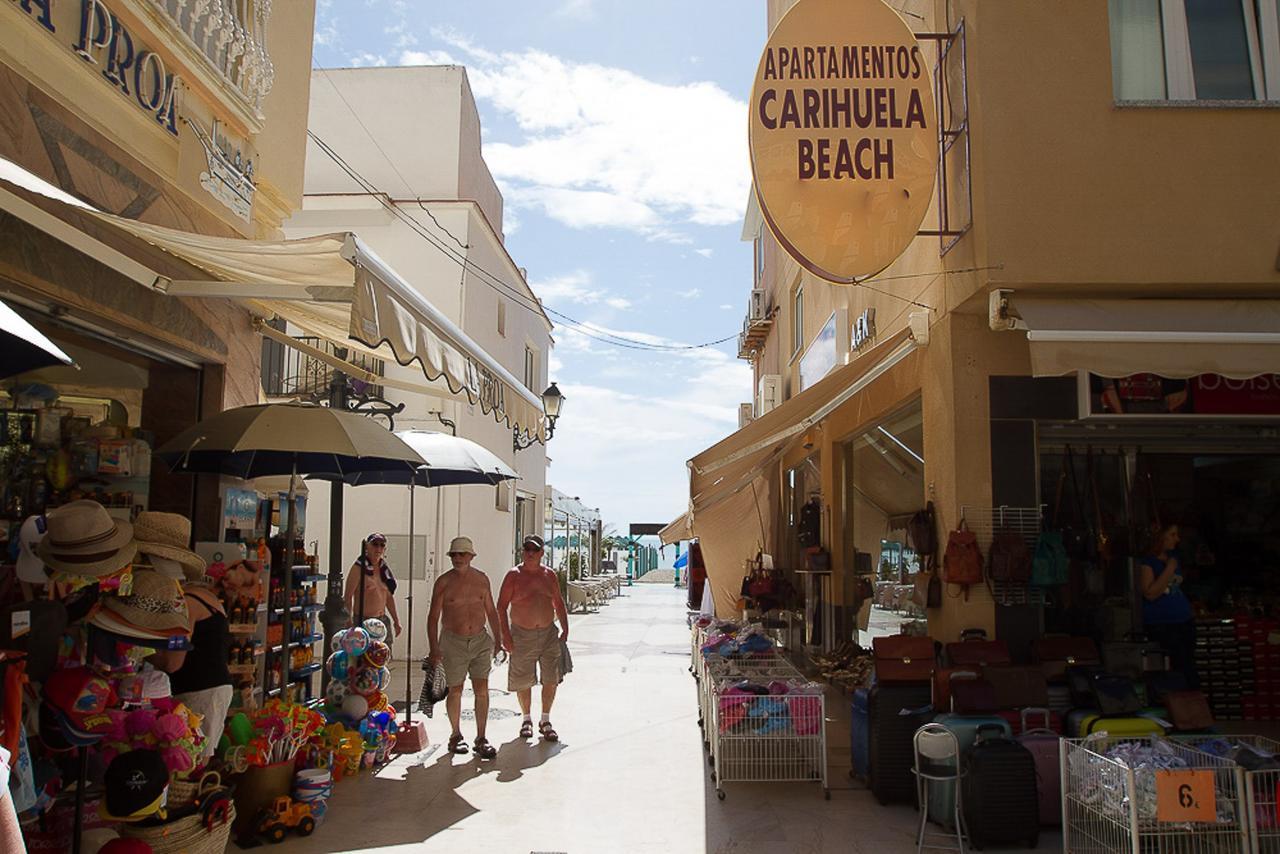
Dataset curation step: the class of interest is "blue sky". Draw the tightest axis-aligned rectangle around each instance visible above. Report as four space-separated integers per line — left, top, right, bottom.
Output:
312 0 765 532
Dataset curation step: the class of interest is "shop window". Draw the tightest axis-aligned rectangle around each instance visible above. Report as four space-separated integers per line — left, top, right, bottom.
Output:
498 300 507 337
753 234 765 287
1109 0 1280 100
496 480 511 512
524 346 538 392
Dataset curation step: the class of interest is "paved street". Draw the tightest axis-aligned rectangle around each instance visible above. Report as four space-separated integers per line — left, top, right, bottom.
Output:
273 584 1059 853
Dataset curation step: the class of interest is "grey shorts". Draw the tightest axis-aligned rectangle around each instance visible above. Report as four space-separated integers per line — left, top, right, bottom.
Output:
508 624 560 691
441 630 493 687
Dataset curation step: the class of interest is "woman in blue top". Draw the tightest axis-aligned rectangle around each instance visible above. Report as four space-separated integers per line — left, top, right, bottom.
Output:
1139 523 1198 689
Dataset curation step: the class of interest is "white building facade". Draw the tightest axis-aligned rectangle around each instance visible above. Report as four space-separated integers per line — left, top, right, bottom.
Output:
282 66 555 655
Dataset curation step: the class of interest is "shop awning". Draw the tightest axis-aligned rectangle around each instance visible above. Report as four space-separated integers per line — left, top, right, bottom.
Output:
658 511 691 546
689 327 918 515
0 157 546 441
1013 297 1280 380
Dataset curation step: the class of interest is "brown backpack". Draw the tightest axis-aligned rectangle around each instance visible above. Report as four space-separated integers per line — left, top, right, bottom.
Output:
987 529 1032 584
943 521 983 600
907 502 938 570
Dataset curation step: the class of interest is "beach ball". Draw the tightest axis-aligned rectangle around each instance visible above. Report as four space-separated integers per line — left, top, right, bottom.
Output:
363 642 390 669
326 650 350 680
362 618 388 642
341 693 368 721
368 692 388 712
325 680 350 707
351 666 379 696
377 666 392 691
339 626 369 657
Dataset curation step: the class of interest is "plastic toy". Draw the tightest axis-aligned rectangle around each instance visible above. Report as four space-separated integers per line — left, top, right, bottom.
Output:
256 796 316 843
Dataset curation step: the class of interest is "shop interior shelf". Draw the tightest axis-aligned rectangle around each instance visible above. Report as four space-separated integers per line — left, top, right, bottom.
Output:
269 634 323 653
293 574 327 583
269 603 323 616
228 623 258 635
289 662 322 680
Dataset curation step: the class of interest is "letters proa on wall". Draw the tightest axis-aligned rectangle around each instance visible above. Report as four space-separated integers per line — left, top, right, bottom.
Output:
11 0 182 136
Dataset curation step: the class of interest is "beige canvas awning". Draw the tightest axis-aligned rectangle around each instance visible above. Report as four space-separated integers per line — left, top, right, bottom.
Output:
658 511 691 546
1013 297 1280 380
0 157 547 441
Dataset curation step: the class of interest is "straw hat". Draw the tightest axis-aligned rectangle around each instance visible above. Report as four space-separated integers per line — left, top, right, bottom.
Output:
448 536 475 556
36 500 137 578
133 512 206 580
100 569 191 636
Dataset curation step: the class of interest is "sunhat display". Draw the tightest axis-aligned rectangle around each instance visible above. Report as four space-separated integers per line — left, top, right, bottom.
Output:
132 512 206 581
36 500 137 578
97 569 191 638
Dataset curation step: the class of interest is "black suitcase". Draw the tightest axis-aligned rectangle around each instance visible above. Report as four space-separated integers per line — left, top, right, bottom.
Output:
962 730 1040 848
868 682 932 805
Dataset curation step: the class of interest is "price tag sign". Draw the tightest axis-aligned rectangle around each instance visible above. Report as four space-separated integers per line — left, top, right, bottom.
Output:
10 610 30 639
1156 769 1216 823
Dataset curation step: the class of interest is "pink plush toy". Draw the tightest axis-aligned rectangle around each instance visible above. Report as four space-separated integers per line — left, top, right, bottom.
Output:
152 713 187 742
125 708 158 738
161 745 195 774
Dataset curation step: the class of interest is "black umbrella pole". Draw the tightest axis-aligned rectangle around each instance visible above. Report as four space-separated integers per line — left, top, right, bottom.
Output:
405 483 415 723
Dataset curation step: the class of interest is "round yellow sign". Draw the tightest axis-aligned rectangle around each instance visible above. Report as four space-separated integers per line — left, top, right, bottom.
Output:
749 0 937 283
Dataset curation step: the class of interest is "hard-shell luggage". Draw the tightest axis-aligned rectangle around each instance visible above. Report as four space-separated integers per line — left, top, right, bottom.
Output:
1102 634 1168 681
851 688 870 780
1068 712 1166 738
873 635 937 684
927 716 1012 829
932 666 981 713
962 730 1041 848
944 639 1011 668
1016 711 1062 826
996 706 1062 735
1035 636 1100 683
868 682 932 805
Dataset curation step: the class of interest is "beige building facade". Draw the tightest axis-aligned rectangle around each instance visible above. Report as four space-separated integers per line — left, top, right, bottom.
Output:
691 0 1280 658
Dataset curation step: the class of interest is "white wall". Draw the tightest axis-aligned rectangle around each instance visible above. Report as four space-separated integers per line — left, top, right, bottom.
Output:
285 66 554 660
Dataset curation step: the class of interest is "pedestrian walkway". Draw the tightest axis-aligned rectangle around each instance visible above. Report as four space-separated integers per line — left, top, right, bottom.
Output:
275 584 1058 852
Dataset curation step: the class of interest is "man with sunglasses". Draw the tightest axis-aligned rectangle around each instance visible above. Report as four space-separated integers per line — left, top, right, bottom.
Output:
497 535 569 742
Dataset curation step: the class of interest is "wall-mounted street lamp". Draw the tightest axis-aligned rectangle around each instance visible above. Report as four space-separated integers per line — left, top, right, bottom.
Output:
514 382 565 452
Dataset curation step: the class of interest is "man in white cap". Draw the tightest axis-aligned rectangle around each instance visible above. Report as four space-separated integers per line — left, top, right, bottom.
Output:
427 536 503 759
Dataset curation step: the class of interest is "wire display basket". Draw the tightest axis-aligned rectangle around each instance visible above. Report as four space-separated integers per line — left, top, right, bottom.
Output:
1175 734 1280 853
711 684 827 802
1062 736 1248 853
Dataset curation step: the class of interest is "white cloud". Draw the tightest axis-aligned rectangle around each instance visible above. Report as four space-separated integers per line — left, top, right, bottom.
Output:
349 52 388 67
428 35 751 242
556 0 597 20
605 297 633 310
719 304 733 310
695 248 714 259
675 288 702 299
531 270 631 312
399 49 458 66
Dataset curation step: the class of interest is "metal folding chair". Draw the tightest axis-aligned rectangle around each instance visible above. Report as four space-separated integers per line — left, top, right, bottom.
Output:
910 723 968 854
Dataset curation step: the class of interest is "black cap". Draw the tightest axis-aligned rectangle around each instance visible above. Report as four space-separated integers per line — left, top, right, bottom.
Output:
522 535 544 551
101 749 169 821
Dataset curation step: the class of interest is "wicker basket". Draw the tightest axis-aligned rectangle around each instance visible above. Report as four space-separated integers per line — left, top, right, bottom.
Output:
119 804 235 854
166 770 222 812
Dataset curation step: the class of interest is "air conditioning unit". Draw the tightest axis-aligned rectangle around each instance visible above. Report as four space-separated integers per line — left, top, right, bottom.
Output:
757 374 782 416
749 289 767 322
738 403 755 428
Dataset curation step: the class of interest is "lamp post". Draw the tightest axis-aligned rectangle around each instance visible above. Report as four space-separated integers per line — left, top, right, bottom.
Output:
514 383 565 452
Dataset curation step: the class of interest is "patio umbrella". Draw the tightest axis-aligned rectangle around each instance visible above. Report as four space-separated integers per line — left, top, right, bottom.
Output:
155 403 427 699
0 298 74 379
342 429 519 734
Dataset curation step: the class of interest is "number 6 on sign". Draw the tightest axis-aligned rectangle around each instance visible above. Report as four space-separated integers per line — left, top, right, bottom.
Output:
1156 769 1216 822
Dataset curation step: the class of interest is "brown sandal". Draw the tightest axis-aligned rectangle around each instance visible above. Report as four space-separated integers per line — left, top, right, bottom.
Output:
519 720 533 739
448 733 469 755
538 721 559 742
474 737 497 760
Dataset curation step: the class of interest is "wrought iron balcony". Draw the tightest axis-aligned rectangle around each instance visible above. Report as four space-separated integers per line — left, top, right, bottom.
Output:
737 311 773 361
148 0 275 113
261 335 385 400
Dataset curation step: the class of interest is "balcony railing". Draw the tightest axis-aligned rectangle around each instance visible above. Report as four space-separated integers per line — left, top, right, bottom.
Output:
737 311 773 361
149 0 274 113
261 335 385 400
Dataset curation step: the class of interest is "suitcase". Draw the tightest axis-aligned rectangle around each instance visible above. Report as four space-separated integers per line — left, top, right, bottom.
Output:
932 666 982 713
851 688 870 780
950 678 999 714
1016 721 1062 827
928 716 1011 829
997 706 1062 735
1102 634 1169 681
962 730 1040 848
1072 712 1166 738
1035 636 1100 683
984 664 1050 709
945 639 1011 668
873 635 936 684
868 682 932 805
1047 683 1072 713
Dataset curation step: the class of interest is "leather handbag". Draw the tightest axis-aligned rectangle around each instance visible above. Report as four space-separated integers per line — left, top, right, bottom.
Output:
943 520 983 600
982 665 1050 709
988 529 1032 584
873 635 936 684
1166 690 1214 731
912 570 941 609
907 502 938 570
945 639 1012 667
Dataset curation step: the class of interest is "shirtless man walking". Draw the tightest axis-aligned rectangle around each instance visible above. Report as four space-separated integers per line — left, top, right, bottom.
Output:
427 536 503 759
497 535 569 742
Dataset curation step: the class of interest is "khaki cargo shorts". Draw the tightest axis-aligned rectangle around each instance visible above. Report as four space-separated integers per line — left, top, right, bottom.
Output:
441 630 493 687
508 624 561 691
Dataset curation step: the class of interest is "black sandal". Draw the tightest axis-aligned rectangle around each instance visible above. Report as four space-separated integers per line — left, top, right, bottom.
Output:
448 733 469 755
519 720 534 739
473 737 497 760
538 721 559 742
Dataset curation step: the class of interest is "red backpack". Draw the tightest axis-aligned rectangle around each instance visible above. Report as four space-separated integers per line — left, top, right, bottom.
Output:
943 521 983 600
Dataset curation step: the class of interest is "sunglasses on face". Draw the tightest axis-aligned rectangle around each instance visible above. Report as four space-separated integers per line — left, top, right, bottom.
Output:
523 546 542 553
